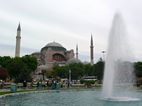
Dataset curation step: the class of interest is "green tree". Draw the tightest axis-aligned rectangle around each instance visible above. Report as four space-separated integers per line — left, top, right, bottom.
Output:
134 62 142 78
83 64 92 76
0 67 9 80
52 65 68 78
69 63 84 80
6 57 26 82
22 55 37 71
0 56 12 68
3 56 37 83
95 61 104 80
52 63 84 80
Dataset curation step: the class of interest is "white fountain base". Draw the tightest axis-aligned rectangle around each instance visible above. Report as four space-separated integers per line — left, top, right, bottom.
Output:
103 97 140 102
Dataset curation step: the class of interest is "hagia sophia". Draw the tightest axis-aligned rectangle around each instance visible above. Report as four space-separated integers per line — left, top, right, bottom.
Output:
32 42 75 69
15 24 94 79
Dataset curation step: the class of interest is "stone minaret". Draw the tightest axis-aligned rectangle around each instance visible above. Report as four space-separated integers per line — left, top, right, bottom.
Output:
76 44 78 59
90 34 94 65
15 23 21 57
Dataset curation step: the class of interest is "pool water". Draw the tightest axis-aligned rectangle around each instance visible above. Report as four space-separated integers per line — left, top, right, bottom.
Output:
0 89 142 106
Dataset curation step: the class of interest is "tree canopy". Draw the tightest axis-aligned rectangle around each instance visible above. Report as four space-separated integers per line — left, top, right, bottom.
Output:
1 55 142 83
51 61 105 81
0 55 37 82
0 67 8 80
134 62 142 78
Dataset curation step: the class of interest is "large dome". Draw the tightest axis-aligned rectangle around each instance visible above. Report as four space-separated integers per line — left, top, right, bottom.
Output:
41 41 66 51
45 42 63 48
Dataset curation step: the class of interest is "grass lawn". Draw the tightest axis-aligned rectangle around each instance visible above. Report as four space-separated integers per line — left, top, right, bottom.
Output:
0 91 11 95
0 89 36 96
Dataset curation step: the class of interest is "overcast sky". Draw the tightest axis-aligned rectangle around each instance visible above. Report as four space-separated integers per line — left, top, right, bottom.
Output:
0 0 142 62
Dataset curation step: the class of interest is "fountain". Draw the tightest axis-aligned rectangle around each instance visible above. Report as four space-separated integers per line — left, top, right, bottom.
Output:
102 13 139 101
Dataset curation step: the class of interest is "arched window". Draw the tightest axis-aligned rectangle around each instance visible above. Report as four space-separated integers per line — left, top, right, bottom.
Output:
52 53 66 61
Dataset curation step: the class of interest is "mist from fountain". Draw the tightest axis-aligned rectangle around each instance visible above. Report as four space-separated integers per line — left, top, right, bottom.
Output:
102 13 139 101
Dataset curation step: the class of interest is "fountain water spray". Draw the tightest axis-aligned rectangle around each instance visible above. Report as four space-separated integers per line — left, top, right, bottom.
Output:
102 13 139 101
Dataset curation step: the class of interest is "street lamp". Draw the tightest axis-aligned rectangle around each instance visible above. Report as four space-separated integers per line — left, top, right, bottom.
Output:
102 51 106 61
69 69 71 88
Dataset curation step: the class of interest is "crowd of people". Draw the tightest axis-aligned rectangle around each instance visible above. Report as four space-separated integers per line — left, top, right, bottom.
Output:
0 78 84 91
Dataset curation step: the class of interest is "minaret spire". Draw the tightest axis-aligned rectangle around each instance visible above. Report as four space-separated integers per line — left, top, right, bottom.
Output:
90 34 94 65
76 44 78 59
17 22 21 31
15 23 21 57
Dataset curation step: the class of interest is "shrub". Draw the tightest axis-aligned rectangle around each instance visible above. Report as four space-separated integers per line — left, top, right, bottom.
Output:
80 80 96 88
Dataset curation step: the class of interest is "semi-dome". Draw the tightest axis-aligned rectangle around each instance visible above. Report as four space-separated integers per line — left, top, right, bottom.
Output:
45 41 63 48
67 58 81 64
31 52 40 55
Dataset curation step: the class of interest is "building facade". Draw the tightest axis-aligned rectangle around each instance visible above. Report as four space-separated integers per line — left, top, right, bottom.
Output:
32 41 74 70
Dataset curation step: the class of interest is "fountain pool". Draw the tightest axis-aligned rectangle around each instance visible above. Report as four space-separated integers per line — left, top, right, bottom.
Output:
0 89 142 106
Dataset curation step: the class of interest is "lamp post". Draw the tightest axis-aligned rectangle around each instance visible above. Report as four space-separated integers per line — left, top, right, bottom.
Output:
69 69 71 88
102 51 106 61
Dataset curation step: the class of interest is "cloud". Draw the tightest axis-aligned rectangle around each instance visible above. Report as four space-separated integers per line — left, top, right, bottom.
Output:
0 44 38 57
0 0 142 62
